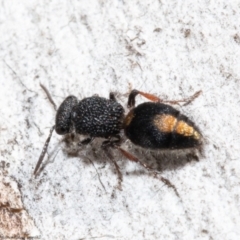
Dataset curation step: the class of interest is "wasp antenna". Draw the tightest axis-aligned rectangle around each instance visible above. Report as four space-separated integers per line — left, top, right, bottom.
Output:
40 83 57 111
34 125 55 176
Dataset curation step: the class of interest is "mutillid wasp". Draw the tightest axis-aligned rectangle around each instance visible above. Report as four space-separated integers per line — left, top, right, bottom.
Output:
34 84 202 189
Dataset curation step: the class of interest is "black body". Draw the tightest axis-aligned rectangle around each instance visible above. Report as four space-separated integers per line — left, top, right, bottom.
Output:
124 102 201 150
72 96 124 138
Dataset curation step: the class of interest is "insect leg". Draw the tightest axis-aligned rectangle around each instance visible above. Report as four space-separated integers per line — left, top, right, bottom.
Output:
128 89 202 107
163 90 202 105
127 89 161 108
117 147 180 194
117 147 154 171
109 92 117 101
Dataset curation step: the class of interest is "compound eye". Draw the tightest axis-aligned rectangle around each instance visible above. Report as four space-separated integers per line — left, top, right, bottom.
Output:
60 127 65 132
55 125 68 135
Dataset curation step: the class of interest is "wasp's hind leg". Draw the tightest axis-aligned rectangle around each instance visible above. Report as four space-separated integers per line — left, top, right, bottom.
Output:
127 89 202 107
109 92 117 101
118 147 181 197
127 89 161 108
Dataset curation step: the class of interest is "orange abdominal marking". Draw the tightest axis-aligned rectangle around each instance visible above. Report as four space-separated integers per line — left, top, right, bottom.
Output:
154 114 201 139
175 121 201 139
154 115 177 132
176 121 194 137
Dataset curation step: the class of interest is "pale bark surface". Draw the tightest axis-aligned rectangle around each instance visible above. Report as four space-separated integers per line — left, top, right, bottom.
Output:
0 1 239 239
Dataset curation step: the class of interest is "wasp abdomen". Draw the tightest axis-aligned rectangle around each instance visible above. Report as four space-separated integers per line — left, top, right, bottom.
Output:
124 102 201 149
